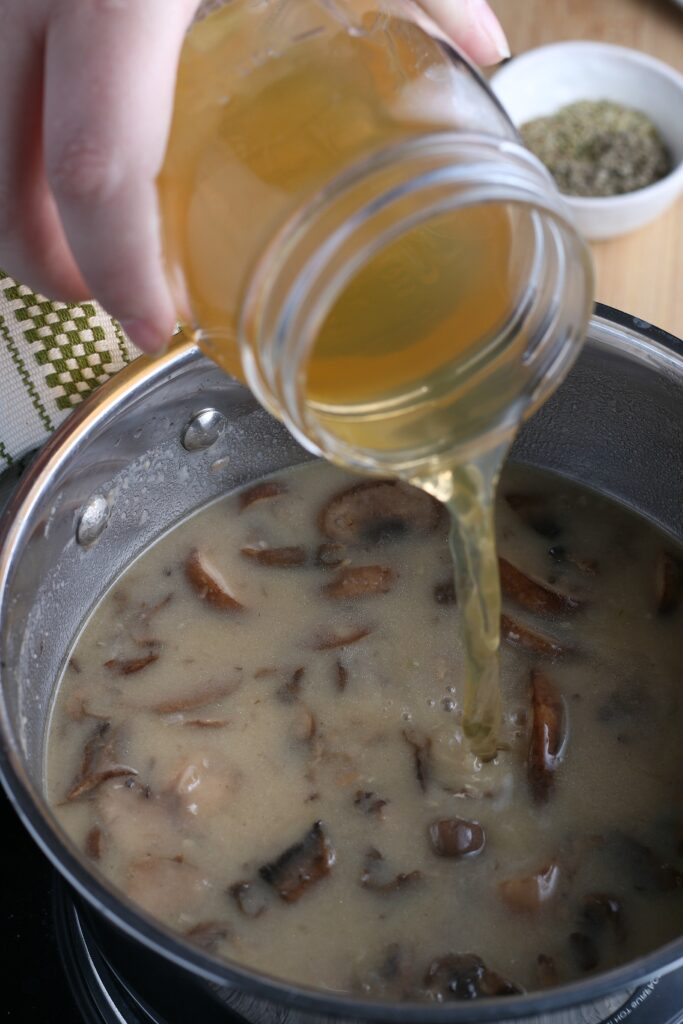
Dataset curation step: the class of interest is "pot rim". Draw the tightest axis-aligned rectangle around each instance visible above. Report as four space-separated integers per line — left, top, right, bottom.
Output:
1 304 682 1021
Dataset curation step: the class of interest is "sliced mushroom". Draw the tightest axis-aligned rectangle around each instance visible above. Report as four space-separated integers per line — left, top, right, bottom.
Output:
581 893 626 943
335 660 349 692
278 667 305 704
536 953 558 988
104 652 159 675
322 565 395 600
656 551 682 614
182 718 231 729
229 880 269 918
66 723 138 801
499 863 560 912
241 545 307 568
354 790 388 818
499 557 582 615
433 579 456 606
259 821 335 902
239 480 286 510
501 614 569 659
312 626 372 650
402 729 431 792
505 493 561 539
428 818 485 858
85 826 103 860
315 542 346 569
569 932 599 972
528 669 565 803
319 480 442 545
359 847 422 893
66 764 138 802
149 679 241 714
184 920 232 952
185 550 243 611
424 954 522 1000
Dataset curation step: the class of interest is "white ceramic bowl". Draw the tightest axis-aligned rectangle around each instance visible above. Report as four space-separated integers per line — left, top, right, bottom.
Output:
490 42 683 241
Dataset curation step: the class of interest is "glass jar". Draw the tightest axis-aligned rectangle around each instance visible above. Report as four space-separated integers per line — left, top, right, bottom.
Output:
158 0 594 479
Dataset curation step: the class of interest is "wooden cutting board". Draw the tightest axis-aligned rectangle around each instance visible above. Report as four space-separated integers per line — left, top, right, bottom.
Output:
489 0 683 337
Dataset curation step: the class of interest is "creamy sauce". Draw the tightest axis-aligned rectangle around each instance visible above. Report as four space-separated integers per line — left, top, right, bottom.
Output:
47 461 683 1000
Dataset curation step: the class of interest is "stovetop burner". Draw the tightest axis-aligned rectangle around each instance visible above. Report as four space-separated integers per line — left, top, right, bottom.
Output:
4 790 683 1024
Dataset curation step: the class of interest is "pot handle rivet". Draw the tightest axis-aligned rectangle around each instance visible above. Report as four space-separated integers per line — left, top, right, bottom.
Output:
76 494 110 547
181 408 226 452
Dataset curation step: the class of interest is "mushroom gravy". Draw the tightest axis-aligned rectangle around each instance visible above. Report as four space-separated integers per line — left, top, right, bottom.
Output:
46 461 683 1000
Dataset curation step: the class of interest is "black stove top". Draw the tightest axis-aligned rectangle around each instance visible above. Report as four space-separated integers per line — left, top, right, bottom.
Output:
4 789 683 1024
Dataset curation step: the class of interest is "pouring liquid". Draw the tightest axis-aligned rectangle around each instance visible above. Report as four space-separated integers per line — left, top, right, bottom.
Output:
160 3 544 757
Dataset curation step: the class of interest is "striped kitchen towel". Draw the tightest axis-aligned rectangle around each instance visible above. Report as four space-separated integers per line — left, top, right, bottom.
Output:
0 270 140 470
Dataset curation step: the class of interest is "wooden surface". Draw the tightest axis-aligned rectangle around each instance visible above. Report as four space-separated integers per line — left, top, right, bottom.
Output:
489 0 683 337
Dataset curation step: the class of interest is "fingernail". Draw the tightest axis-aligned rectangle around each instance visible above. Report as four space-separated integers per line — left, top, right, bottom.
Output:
118 317 168 355
469 0 511 62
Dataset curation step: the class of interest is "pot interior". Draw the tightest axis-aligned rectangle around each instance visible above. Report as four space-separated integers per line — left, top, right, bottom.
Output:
1 308 682 1014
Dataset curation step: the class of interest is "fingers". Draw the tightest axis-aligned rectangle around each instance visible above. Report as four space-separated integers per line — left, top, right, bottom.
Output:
0 5 86 300
44 0 198 352
418 0 510 66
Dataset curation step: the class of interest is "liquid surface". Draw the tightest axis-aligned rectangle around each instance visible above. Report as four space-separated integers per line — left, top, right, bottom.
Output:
47 461 683 1001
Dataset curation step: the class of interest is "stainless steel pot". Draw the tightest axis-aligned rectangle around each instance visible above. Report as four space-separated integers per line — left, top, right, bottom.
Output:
0 305 682 1024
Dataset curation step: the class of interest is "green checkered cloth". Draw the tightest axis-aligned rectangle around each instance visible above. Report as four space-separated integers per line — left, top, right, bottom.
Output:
0 270 139 470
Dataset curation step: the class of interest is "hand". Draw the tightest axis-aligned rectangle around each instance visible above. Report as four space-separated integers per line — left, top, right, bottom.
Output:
0 0 509 355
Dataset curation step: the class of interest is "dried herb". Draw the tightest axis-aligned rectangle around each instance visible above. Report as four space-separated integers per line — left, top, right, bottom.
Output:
521 100 671 197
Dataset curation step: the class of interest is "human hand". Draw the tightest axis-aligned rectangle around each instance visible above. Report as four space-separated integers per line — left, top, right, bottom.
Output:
0 1 509 355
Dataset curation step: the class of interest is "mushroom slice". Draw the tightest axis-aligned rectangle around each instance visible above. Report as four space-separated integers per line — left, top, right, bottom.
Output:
582 893 626 943
315 542 346 569
433 579 456 606
499 863 560 912
312 626 371 650
149 679 240 714
536 953 558 988
359 847 422 893
85 826 103 860
424 954 522 1000
277 667 305 704
66 722 138 801
319 480 442 545
259 821 335 902
354 790 388 819
505 493 561 539
428 818 485 858
229 880 269 918
185 920 232 952
335 660 349 692
239 480 286 510
402 729 431 792
499 558 582 615
185 550 243 611
656 551 682 614
501 614 569 659
104 652 160 675
241 545 307 568
528 669 566 803
67 764 137 802
322 565 395 600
